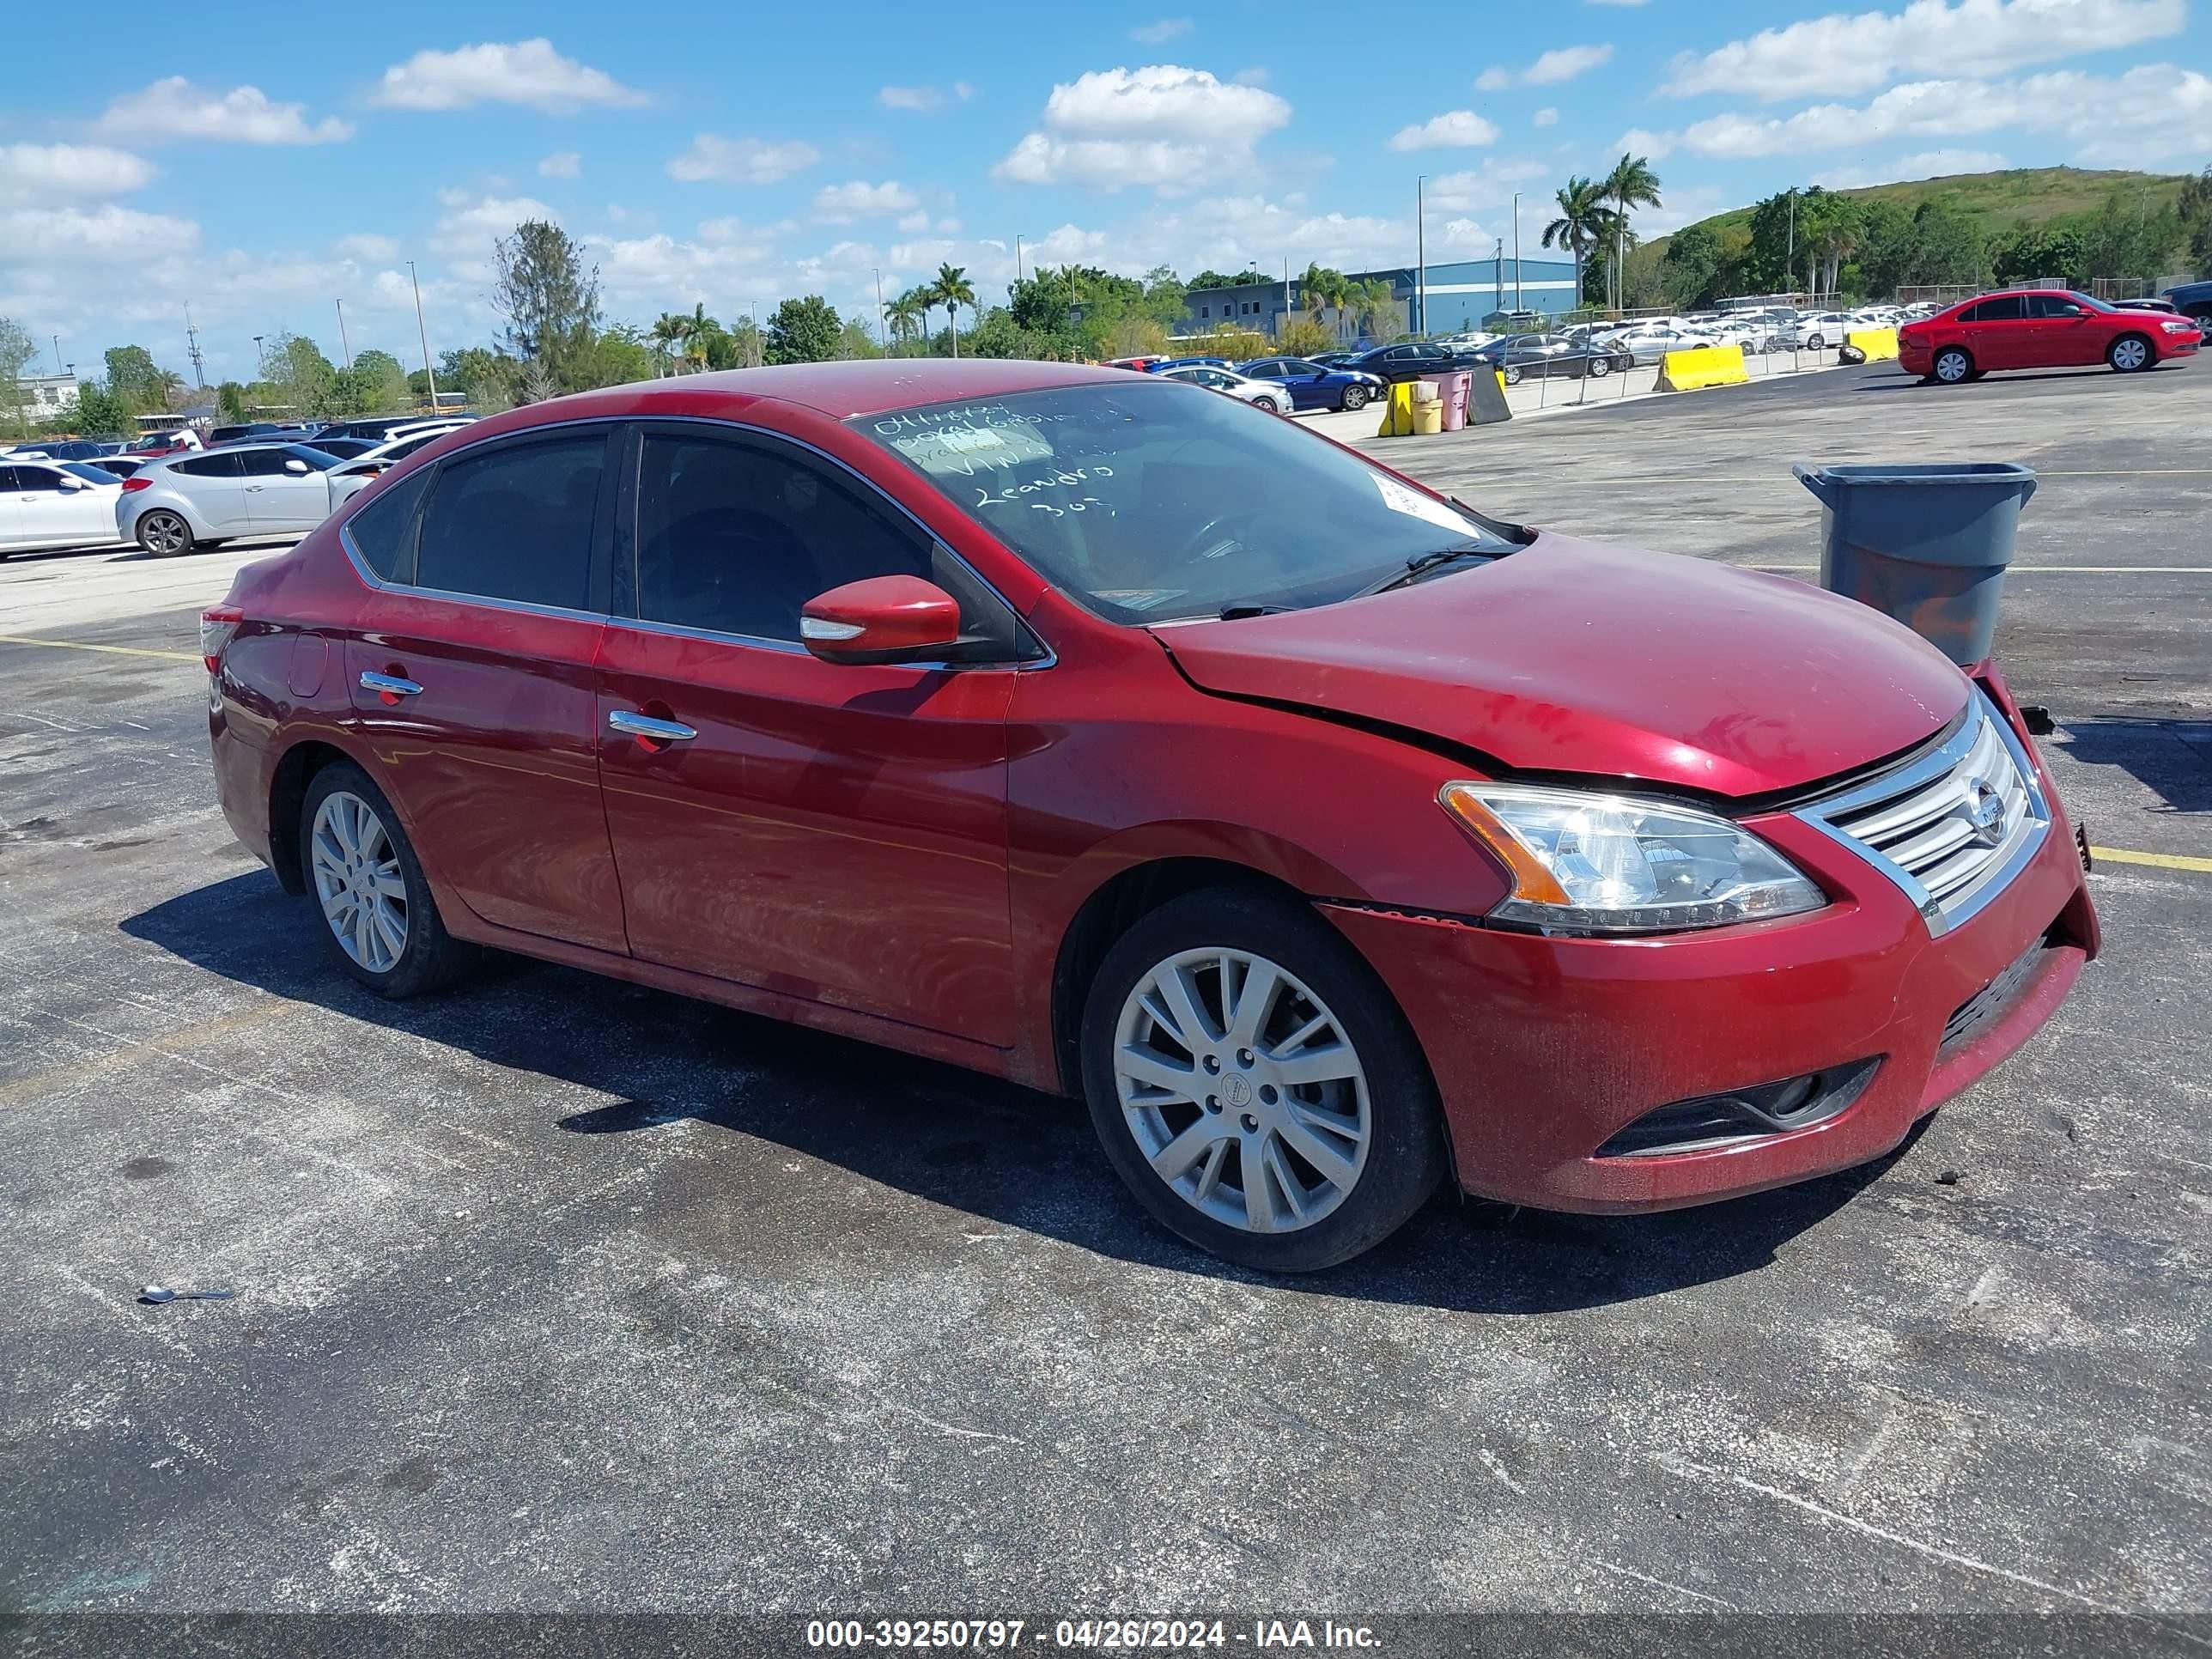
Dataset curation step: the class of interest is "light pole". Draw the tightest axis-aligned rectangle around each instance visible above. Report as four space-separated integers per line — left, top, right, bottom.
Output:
874 267 886 350
252 334 264 374
407 261 437 408
51 336 62 376
1512 191 1523 313
1016 234 1025 283
335 299 353 372
1414 176 1428 337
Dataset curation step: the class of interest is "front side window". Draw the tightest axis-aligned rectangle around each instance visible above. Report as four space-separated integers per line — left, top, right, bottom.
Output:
859 380 1516 625
14 465 65 491
239 448 298 477
2027 295 2086 319
416 433 606 610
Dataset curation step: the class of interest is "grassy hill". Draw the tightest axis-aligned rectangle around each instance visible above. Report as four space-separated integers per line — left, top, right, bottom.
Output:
1650 166 2193 255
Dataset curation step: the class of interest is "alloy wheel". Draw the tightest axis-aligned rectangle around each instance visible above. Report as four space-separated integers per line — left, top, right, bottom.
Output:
139 513 189 556
309 790 409 974
1112 947 1372 1235
1342 386 1369 410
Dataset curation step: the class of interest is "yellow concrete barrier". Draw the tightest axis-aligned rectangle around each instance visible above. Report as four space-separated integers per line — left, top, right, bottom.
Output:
1846 327 1899 362
1377 380 1418 436
1656 344 1749 392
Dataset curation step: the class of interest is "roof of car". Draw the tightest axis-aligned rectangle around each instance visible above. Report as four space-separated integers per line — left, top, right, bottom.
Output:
507 359 1125 428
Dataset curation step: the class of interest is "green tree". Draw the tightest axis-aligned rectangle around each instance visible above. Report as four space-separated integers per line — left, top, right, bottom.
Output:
2076 189 2185 282
1543 177 1614 307
592 324 656 386
1139 265 1188 328
1906 198 1989 286
437 346 518 411
348 348 410 410
258 332 339 417
727 317 764 368
932 263 976 357
764 296 842 364
1797 190 1863 299
836 319 884 359
216 380 249 422
1188 269 1266 289
491 219 602 393
1601 153 1663 309
885 292 927 350
63 383 134 437
648 311 689 374
1660 222 1724 308
0 316 34 437
103 344 165 411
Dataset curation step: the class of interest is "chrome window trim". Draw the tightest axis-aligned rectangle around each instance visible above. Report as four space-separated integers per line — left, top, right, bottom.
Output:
1795 687 2051 939
340 410 1054 671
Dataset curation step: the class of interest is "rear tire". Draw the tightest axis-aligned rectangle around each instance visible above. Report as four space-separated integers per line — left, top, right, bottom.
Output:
1079 890 1446 1273
134 510 192 556
298 761 474 999
1931 346 1973 385
1502 365 1522 386
2108 333 2153 373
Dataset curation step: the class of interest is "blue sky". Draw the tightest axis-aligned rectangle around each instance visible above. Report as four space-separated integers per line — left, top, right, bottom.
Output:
3 0 2206 383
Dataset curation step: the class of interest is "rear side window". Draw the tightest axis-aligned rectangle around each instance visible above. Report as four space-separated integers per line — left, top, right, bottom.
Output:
1961 297 2024 322
173 453 242 477
343 466 433 582
416 434 606 611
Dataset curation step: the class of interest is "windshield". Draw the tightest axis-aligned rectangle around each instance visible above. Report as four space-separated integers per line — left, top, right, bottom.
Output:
59 462 116 485
2066 290 2118 312
855 380 1513 624
282 445 342 470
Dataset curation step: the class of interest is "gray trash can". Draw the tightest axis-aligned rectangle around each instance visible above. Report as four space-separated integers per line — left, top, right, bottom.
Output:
1793 461 2037 666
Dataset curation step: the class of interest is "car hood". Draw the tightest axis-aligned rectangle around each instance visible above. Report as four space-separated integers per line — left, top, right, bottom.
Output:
1151 532 1969 798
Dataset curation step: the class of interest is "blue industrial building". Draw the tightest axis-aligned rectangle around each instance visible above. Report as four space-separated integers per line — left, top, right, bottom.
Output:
1178 255 1583 342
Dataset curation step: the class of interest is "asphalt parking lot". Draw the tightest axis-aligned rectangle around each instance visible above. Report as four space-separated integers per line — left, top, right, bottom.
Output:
3 362 2208 1631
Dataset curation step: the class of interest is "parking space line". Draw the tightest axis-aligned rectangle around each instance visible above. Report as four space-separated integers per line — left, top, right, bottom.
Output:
0 634 198 663
1747 566 2211 574
2089 846 2212 874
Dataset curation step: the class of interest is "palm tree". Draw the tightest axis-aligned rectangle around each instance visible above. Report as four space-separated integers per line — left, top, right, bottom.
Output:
682 302 716 374
1543 177 1613 312
649 312 688 375
933 263 976 358
1601 153 1663 310
884 294 923 352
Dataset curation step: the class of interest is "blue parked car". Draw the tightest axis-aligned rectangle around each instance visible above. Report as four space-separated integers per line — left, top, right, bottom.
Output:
1236 355 1389 412
1144 356 1236 374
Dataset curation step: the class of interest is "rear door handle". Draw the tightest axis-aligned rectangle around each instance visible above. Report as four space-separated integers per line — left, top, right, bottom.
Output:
360 671 422 697
608 709 696 744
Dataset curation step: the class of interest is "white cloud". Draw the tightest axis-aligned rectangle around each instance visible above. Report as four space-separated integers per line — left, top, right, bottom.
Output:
0 203 199 264
668 134 822 185
1133 17 1193 41
897 210 932 231
1476 44 1613 90
994 64 1292 192
1424 159 1553 212
538 150 582 179
1533 107 1559 127
879 85 942 111
1614 126 1675 160
1663 0 2185 102
1665 64 2212 162
431 191 556 274
1388 110 1502 151
372 40 649 113
336 233 400 262
1813 148 2010 188
96 78 352 145
0 143 155 204
813 179 921 222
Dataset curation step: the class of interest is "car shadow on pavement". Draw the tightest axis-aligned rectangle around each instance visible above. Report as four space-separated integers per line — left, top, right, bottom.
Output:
2058 717 2212 815
124 870 1914 1316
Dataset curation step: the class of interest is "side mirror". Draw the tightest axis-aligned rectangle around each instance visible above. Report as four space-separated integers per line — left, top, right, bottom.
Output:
283 458 310 475
800 574 963 665
58 476 85 490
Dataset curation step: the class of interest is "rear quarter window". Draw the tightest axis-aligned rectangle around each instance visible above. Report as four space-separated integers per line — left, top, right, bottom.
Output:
343 466 433 583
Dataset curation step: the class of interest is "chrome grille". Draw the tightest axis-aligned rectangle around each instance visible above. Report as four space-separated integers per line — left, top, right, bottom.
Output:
1797 690 2050 937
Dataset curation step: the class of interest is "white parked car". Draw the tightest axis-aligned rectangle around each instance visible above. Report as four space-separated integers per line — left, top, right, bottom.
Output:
1779 312 1849 349
0 458 125 559
1158 363 1291 414
1608 323 1711 366
116 441 343 556
325 425 468 509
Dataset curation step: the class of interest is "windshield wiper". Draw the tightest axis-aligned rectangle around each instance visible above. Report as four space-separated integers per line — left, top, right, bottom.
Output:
1216 602 1293 620
1352 544 1494 599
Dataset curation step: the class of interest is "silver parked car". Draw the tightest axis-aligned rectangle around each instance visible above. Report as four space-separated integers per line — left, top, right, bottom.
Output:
324 424 471 509
116 441 343 555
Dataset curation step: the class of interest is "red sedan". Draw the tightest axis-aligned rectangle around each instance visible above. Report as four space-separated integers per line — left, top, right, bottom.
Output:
1900 288 2202 384
201 361 2098 1270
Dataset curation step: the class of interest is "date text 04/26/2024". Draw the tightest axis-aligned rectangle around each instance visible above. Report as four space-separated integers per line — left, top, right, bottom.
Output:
804 1620 1382 1650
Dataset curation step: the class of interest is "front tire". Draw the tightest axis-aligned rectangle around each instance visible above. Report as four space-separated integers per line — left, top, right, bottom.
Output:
1079 890 1446 1272
1340 384 1370 411
2108 333 2153 372
135 510 192 556
299 761 472 998
1588 355 1611 377
1931 346 1973 385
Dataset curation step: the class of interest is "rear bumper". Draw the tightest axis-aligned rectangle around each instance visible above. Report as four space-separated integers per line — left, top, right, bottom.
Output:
1322 690 2097 1213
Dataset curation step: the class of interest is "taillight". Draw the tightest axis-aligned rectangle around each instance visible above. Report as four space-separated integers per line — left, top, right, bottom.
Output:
200 605 244 675
121 476 153 492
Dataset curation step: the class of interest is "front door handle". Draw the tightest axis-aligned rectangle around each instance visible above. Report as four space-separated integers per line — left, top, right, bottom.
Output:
360 671 422 697
608 708 697 744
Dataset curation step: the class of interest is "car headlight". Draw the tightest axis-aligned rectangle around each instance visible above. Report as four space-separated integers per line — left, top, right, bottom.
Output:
2160 319 2192 333
1438 781 1825 936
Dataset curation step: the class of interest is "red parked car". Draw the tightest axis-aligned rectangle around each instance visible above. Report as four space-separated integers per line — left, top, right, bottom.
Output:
1900 288 2202 384
202 362 2098 1270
